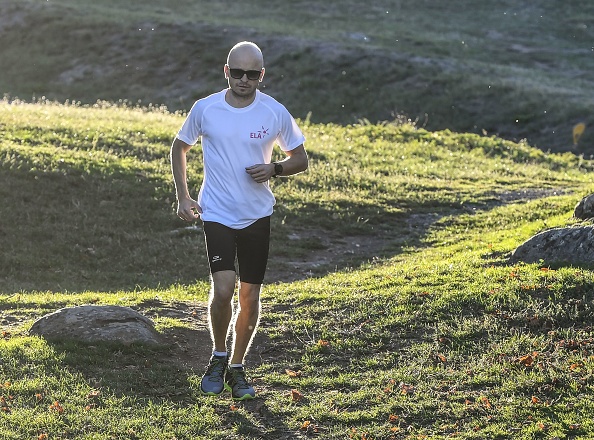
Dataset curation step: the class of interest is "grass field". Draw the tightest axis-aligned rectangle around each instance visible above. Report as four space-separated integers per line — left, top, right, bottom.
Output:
0 0 593 151
1 100 594 439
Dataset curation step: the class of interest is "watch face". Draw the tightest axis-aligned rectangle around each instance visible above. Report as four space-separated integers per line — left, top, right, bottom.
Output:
275 163 283 176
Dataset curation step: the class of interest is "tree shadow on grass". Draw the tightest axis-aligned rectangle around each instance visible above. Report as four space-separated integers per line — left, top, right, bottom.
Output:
0 158 448 293
0 152 569 293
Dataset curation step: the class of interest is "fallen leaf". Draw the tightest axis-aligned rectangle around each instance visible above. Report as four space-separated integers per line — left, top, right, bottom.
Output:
481 397 492 409
317 339 330 347
388 414 399 423
517 354 535 367
300 420 311 430
49 401 64 414
558 339 580 350
291 389 304 401
38 435 48 440
400 383 415 395
531 396 540 404
438 336 451 344
437 353 447 362
285 369 302 378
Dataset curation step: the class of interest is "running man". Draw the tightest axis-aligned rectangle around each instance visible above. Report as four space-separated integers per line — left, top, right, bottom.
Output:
170 41 308 400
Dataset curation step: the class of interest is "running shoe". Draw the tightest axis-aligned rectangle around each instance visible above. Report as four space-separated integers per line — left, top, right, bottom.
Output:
224 366 256 400
200 355 228 396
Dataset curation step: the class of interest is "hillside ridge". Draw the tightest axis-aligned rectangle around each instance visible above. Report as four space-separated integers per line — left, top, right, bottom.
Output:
1 0 593 152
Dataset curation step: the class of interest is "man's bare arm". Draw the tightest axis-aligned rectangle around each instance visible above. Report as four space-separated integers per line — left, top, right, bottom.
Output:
170 137 201 221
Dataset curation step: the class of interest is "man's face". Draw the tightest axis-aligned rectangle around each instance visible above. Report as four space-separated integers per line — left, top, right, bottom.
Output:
225 50 264 99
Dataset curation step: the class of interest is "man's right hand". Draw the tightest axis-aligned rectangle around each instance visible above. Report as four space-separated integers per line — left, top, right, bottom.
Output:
177 197 202 222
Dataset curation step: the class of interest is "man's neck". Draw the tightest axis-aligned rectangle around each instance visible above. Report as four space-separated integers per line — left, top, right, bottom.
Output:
225 89 257 108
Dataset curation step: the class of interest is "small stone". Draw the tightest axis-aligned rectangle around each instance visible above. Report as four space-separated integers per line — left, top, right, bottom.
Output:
574 194 594 220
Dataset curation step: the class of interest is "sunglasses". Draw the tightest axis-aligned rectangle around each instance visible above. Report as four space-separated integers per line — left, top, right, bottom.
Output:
227 66 262 81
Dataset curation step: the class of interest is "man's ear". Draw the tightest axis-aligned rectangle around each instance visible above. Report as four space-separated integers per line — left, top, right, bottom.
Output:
259 67 266 83
223 64 229 79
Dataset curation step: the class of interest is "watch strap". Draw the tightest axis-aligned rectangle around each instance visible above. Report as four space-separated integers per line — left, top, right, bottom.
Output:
273 162 283 177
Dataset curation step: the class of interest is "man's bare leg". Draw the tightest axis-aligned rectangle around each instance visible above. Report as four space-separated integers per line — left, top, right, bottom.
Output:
230 281 261 365
209 270 237 353
200 270 236 396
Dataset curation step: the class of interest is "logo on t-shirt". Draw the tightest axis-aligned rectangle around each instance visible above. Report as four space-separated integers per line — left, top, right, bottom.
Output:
250 126 270 139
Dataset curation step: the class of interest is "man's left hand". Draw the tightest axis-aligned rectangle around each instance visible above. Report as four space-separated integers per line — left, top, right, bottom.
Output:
245 163 275 183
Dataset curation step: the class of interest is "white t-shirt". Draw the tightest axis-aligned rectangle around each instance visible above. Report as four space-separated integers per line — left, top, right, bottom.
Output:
177 89 305 229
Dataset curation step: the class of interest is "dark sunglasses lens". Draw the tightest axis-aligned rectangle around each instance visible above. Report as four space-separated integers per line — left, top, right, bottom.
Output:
247 71 261 80
229 69 243 79
230 69 260 80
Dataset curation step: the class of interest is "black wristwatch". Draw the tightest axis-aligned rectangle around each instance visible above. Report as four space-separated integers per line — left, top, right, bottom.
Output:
272 162 283 177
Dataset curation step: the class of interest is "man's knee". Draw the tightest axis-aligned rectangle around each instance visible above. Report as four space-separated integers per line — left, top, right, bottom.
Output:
239 283 261 310
210 270 236 304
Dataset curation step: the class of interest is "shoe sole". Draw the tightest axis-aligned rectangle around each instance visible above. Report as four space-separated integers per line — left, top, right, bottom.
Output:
224 383 255 400
200 389 224 396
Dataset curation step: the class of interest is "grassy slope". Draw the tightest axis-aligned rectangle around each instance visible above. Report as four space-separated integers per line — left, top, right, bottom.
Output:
0 0 593 151
1 101 594 438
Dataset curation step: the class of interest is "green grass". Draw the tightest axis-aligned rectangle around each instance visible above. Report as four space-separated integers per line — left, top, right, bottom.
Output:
1 100 594 439
1 0 593 151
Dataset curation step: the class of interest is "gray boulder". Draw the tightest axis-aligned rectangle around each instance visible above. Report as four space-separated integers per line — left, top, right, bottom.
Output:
29 305 164 346
574 194 594 220
510 226 594 265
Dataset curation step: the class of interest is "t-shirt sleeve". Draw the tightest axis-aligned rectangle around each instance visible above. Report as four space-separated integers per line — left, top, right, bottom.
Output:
177 100 203 145
277 107 306 152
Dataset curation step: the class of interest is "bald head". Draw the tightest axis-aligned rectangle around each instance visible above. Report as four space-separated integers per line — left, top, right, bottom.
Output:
227 41 264 69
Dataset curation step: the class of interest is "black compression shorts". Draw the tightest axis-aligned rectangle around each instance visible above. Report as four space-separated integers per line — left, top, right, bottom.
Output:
202 216 271 285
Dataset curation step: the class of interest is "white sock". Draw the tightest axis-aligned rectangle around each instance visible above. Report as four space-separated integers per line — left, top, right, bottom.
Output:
229 363 243 369
213 351 228 358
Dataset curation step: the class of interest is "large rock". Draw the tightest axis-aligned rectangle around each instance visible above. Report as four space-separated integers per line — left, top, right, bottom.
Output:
574 194 594 220
510 226 594 265
29 305 164 346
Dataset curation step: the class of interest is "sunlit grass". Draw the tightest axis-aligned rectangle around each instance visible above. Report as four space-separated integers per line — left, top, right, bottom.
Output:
1 102 594 438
